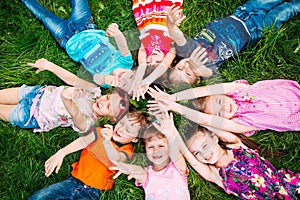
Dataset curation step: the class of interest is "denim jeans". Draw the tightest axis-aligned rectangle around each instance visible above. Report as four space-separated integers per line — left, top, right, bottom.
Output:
232 0 300 43
28 177 101 200
22 0 97 49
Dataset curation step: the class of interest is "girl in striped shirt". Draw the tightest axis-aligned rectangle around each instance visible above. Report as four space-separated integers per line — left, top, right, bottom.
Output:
147 79 300 136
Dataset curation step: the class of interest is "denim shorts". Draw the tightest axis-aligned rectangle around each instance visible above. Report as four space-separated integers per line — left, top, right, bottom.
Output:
10 85 44 128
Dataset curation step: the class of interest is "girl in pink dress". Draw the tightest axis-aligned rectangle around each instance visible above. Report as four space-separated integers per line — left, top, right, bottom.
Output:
147 79 300 135
110 112 190 200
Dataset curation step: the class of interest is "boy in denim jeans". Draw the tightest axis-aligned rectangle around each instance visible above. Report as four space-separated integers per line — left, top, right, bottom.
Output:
165 0 300 84
29 111 151 200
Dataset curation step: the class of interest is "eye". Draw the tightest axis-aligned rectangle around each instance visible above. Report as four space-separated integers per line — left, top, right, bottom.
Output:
148 146 154 149
159 145 165 148
218 98 221 104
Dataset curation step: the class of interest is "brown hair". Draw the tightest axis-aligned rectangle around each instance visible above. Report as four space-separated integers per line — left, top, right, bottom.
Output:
190 96 210 112
186 126 283 157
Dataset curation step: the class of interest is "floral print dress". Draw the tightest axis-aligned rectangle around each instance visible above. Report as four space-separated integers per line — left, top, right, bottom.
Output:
219 147 300 200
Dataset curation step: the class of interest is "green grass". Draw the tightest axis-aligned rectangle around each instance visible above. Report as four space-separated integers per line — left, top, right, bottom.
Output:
0 0 299 199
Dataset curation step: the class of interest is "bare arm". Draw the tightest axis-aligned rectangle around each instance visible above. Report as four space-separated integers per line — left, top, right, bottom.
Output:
61 87 89 132
148 99 257 134
101 125 128 162
173 126 224 188
27 58 97 90
152 112 187 173
171 81 250 101
106 23 131 56
44 131 95 177
109 161 147 183
167 5 187 47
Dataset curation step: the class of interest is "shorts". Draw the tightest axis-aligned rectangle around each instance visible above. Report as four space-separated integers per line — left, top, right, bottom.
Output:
10 85 44 128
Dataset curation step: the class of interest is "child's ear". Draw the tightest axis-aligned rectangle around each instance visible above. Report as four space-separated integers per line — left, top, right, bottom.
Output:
212 133 219 143
131 138 139 143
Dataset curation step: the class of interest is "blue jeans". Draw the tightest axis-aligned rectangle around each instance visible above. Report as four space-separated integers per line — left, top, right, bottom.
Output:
22 0 97 49
232 0 300 43
28 177 101 200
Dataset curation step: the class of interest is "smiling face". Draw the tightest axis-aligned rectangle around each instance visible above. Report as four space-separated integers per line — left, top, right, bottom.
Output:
187 131 220 164
145 133 170 170
93 89 129 120
203 95 237 119
112 114 140 144
93 94 114 117
168 59 199 84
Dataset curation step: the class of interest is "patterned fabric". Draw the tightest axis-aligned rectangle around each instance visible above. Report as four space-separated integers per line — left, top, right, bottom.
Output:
219 147 300 200
132 0 182 58
34 86 101 133
227 79 300 136
136 162 190 200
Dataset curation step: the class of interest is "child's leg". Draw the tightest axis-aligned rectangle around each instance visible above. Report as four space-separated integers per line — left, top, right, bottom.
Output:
239 0 284 12
70 0 98 32
264 1 300 29
0 88 20 121
28 177 101 200
0 88 20 104
22 0 70 49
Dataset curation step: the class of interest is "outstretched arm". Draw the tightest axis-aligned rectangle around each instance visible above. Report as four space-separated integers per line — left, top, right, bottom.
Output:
148 99 257 134
152 111 187 173
167 5 187 46
28 58 97 90
109 161 147 183
148 81 250 102
106 23 131 56
44 130 95 177
101 124 129 162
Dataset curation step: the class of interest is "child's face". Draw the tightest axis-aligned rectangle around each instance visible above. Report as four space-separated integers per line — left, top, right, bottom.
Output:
145 135 170 168
169 59 199 84
112 114 140 144
93 91 127 119
203 95 237 119
187 131 220 164
146 49 164 65
111 68 135 92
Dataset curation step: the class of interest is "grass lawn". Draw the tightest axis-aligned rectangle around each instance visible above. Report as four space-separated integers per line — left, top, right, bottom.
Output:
0 0 299 199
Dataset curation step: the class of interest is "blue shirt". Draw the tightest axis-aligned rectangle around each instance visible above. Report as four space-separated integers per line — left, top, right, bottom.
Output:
66 29 133 76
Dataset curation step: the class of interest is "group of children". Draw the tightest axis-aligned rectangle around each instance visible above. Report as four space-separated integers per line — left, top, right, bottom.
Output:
1 0 299 199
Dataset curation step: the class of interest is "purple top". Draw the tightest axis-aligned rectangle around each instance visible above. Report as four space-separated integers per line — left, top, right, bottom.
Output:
219 147 300 200
227 79 300 136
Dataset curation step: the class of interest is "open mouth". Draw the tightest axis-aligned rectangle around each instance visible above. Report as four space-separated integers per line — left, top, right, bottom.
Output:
114 130 121 138
152 155 162 159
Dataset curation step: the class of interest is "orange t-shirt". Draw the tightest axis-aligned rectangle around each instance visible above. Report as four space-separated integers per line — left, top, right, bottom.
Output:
71 127 134 190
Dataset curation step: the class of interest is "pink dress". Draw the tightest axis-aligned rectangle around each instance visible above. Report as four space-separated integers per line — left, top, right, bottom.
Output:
227 79 300 136
136 162 190 200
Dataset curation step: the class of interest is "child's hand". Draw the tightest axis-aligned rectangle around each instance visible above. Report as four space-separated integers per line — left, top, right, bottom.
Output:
132 82 150 101
27 58 53 73
147 98 175 114
147 86 176 101
104 75 119 87
44 150 65 177
152 111 176 137
166 5 186 29
189 46 209 73
109 160 146 182
101 124 114 141
106 23 121 37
